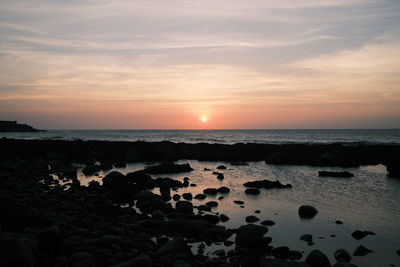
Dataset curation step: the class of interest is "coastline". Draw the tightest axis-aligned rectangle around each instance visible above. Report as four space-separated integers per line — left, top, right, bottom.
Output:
1 138 399 267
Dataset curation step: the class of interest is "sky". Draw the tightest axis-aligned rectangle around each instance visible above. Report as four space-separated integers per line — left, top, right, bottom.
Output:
0 0 399 129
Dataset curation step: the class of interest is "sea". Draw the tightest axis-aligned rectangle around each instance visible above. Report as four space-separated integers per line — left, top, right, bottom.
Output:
1 129 400 145
3 129 400 266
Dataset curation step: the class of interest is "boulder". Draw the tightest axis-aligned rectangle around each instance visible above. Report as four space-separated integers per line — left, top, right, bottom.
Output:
235 224 268 248
243 180 292 189
217 173 224 180
218 186 230 193
203 188 218 195
175 201 193 214
353 245 373 256
194 193 206 200
144 162 193 174
298 205 318 219
245 215 259 223
126 171 154 189
305 250 330 267
182 193 193 200
351 230 375 240
334 249 351 262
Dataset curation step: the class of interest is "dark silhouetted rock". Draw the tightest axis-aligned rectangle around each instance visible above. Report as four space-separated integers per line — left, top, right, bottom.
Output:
220 214 229 222
203 214 220 224
334 249 352 262
217 173 224 180
245 188 260 195
203 188 218 195
173 194 181 201
175 201 193 214
197 205 211 211
109 254 152 267
353 245 373 256
144 162 193 174
305 250 330 267
244 179 292 189
216 165 227 169
194 193 206 200
386 161 400 177
245 215 259 223
126 170 154 189
272 246 290 259
82 164 100 175
351 230 375 240
156 237 192 256
300 234 313 243
233 200 244 205
335 220 344 225
205 201 218 207
235 224 268 248
318 171 354 178
217 186 230 193
182 193 192 200
298 205 318 219
261 220 275 226
113 161 127 168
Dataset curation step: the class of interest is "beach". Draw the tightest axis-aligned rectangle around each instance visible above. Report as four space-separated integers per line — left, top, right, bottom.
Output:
1 138 399 267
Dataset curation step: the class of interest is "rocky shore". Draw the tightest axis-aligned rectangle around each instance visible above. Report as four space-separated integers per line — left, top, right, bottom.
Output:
1 139 399 267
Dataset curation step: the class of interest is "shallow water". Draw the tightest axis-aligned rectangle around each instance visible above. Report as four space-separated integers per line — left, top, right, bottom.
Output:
79 161 400 266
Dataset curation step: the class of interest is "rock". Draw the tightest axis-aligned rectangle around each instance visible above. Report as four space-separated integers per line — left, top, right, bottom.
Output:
245 215 259 223
197 205 212 211
332 263 359 267
353 245 373 256
203 188 218 195
300 234 313 243
245 188 260 195
218 186 230 193
298 205 318 219
126 171 154 188
182 193 193 200
334 249 352 262
318 171 354 178
70 251 96 267
151 209 165 220
0 232 38 267
109 254 152 267
305 250 330 267
144 162 193 174
243 179 292 189
113 161 127 168
220 214 229 222
39 225 61 251
82 164 100 175
224 240 234 246
159 182 171 201
261 220 275 226
397 249 400 256
175 201 193 214
205 201 218 207
216 165 227 169
385 161 400 177
335 220 343 225
217 173 224 180
194 193 206 200
156 237 192 256
235 224 268 248
272 246 290 259
173 194 181 201
233 200 244 205
351 230 375 240
287 250 303 260
260 258 310 267
203 214 220 224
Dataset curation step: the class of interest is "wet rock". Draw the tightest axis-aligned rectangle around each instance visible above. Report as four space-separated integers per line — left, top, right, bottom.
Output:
353 245 373 256
126 171 154 189
159 182 171 202
198 205 212 212
144 162 193 174
351 230 375 240
194 193 206 200
217 173 225 180
245 188 260 195
205 201 218 207
385 162 400 177
318 171 354 178
334 249 352 262
109 254 152 267
82 164 100 175
261 220 275 226
235 224 268 248
203 188 218 195
335 220 344 225
244 179 292 189
156 237 192 256
216 165 227 170
233 200 244 205
220 214 230 222
182 193 193 200
203 214 220 224
397 249 400 256
173 194 181 201
300 234 313 243
245 215 259 223
305 250 330 267
218 196 224 200
175 201 193 214
298 205 318 219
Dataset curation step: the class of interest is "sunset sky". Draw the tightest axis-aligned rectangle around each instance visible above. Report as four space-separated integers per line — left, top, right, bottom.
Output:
0 0 399 129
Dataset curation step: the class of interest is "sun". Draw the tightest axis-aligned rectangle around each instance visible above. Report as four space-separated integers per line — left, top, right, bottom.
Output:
200 116 208 123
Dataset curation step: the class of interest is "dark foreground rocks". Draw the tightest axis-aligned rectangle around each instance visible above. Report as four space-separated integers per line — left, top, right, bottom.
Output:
298 205 318 219
243 179 292 189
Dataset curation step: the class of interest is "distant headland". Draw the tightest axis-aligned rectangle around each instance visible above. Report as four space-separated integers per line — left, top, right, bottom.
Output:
0 120 43 132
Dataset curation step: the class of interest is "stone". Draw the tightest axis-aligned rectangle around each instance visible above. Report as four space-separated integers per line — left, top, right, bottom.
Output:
173 194 181 201
175 201 193 214
203 214 220 224
220 214 229 222
203 188 218 195
109 254 152 267
144 162 193 174
300 234 313 243
235 224 268 248
245 215 259 223
194 193 206 200
217 173 224 180
305 250 330 267
197 205 211 211
335 220 344 225
156 237 192 256
334 249 352 262
353 245 373 256
261 220 275 226
298 205 318 219
205 201 218 207
351 230 375 240
233 200 244 205
216 165 227 169
182 193 193 200
218 186 230 193
243 179 292 189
